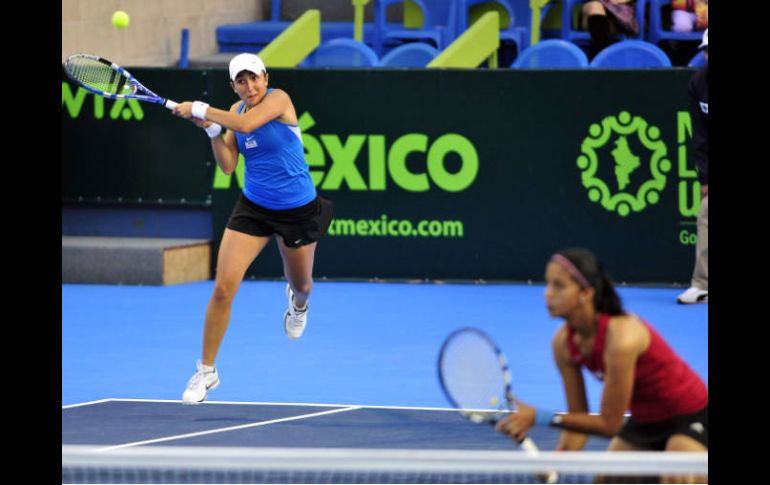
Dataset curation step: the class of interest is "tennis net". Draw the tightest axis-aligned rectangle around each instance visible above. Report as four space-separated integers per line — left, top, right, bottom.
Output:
62 445 707 484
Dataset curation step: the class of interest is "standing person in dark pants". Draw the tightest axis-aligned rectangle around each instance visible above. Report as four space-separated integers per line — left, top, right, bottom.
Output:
678 29 708 304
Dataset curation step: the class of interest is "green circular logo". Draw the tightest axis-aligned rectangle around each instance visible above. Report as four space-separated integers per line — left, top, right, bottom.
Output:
578 111 671 217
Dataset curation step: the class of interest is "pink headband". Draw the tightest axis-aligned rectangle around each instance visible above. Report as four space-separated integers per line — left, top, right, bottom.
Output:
550 254 591 289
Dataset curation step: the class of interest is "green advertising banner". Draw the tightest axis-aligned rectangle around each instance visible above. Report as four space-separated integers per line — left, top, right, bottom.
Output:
63 68 701 283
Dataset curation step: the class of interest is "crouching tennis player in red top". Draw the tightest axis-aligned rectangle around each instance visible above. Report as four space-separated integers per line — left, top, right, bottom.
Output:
496 248 707 462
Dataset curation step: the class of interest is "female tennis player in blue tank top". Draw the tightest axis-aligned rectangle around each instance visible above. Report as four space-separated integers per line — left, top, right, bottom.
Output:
172 53 333 404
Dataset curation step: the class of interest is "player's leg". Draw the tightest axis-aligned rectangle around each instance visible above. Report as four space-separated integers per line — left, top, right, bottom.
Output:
276 237 317 339
662 409 708 484
277 238 317 307
274 195 332 339
666 434 707 453
607 435 644 451
202 228 272 364
182 228 270 403
661 435 708 484
596 435 651 483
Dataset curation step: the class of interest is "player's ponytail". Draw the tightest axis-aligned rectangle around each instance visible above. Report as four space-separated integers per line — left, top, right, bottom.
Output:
553 248 625 316
595 270 624 315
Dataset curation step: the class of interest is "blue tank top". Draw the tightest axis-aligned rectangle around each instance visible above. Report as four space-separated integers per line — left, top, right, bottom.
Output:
234 90 316 210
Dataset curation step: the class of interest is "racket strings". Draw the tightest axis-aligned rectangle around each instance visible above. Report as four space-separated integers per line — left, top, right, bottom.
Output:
66 56 133 96
440 333 509 414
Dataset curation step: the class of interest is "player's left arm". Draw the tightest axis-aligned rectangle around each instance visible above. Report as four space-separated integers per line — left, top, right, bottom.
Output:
594 316 647 434
176 89 292 134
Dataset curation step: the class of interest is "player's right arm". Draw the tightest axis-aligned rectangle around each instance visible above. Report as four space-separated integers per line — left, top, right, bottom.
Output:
553 325 590 451
195 101 241 175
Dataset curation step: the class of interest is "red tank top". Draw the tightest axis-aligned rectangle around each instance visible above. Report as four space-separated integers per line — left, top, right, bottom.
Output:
566 313 708 423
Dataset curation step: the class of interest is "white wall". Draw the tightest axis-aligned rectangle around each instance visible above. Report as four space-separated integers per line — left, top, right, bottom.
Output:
62 0 266 66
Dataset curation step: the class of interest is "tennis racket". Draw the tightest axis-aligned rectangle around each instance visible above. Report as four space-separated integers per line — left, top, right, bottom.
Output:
438 327 558 483
63 53 177 110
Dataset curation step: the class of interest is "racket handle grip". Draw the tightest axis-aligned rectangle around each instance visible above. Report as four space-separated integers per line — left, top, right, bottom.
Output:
519 437 560 484
518 436 540 453
164 99 178 110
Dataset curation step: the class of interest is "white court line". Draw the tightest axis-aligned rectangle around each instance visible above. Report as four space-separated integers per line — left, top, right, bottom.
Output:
105 398 350 408
95 405 362 452
62 398 113 409
64 398 625 417
100 397 483 412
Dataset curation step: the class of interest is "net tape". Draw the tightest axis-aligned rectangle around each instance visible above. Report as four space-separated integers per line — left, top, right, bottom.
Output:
63 445 707 484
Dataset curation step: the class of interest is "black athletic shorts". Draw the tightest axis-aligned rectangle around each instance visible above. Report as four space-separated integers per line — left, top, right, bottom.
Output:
226 193 334 248
618 406 708 450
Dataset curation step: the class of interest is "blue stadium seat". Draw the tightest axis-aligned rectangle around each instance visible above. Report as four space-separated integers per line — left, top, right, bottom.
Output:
217 0 377 53
687 50 706 68
647 0 704 46
589 39 672 68
560 0 589 45
378 42 440 67
560 0 647 46
217 21 290 53
301 38 380 68
422 0 459 48
511 39 588 68
217 21 380 53
374 0 444 57
503 0 536 52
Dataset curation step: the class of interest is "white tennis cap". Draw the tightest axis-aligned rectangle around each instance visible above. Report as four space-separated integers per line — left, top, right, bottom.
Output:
229 53 266 80
699 29 708 49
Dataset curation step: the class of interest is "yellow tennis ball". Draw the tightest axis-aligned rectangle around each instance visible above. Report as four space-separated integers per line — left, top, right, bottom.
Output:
112 11 130 29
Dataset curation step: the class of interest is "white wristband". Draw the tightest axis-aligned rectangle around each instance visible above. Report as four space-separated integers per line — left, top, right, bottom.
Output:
191 101 209 120
204 123 222 138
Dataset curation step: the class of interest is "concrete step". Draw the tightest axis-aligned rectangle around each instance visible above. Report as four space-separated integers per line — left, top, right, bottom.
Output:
62 237 211 285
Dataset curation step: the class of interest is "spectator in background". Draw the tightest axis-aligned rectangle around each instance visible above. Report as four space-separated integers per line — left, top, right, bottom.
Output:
671 0 708 33
677 29 708 304
581 0 639 58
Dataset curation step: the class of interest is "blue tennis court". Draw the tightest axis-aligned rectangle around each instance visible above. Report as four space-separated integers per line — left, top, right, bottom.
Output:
63 400 613 452
62 280 707 454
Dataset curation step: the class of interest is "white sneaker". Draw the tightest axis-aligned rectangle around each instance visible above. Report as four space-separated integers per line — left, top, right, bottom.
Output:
284 284 308 340
182 360 220 404
677 287 708 304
